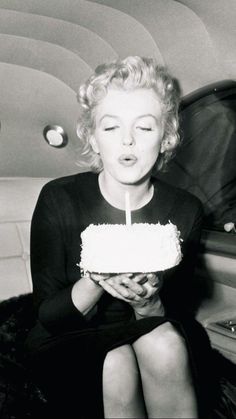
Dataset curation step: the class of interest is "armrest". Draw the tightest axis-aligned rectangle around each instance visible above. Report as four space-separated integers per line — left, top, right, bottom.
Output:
203 309 236 364
201 229 236 258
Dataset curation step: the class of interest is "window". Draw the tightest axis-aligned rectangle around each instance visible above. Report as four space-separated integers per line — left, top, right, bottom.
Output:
158 80 236 232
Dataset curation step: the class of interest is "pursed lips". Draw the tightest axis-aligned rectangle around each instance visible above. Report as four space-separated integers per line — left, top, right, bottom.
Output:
118 154 137 166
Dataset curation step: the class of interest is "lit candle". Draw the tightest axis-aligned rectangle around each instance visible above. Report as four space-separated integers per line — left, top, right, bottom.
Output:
125 191 132 226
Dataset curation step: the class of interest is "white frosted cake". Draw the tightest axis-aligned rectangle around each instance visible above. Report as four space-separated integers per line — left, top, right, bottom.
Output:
80 222 182 274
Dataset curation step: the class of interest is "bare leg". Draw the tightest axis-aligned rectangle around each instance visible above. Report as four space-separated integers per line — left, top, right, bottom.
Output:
103 344 147 418
133 322 198 418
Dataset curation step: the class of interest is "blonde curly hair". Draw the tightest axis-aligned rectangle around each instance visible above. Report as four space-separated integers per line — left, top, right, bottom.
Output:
76 56 181 173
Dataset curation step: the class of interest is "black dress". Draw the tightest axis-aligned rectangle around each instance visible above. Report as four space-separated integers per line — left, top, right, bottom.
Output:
26 171 217 418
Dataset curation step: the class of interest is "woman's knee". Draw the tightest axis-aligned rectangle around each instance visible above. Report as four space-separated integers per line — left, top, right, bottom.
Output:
103 344 140 400
133 322 190 379
103 344 137 375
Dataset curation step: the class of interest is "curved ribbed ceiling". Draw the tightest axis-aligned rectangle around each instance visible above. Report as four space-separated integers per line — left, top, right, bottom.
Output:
0 0 235 177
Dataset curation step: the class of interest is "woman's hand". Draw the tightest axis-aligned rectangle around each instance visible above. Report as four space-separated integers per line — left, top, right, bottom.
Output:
92 272 164 317
128 273 165 318
90 272 147 301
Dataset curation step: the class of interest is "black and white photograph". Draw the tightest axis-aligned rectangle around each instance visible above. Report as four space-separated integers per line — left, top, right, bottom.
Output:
0 1 235 418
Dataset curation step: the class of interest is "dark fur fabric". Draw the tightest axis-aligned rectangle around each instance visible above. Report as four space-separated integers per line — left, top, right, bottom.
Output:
0 294 47 419
213 350 236 418
0 293 235 419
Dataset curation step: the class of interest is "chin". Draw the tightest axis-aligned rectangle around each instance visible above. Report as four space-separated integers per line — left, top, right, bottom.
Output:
109 164 152 185
116 173 149 186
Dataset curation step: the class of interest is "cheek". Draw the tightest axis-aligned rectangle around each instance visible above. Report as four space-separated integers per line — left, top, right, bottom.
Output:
140 140 162 157
98 144 116 162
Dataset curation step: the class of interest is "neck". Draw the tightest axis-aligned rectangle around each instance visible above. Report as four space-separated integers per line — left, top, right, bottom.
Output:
98 171 154 210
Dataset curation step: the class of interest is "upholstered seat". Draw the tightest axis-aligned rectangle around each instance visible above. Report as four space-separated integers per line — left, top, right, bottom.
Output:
0 178 51 301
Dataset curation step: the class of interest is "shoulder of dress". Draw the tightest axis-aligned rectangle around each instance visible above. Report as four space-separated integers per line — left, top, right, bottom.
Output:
41 171 97 194
153 176 203 210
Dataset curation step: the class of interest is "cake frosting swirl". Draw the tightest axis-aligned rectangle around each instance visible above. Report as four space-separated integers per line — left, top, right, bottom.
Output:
80 222 182 274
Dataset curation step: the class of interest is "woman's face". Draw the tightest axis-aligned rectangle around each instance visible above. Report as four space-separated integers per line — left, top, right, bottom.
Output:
91 87 165 186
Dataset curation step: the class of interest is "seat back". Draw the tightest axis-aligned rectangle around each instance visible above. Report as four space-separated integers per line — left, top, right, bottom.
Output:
0 178 51 300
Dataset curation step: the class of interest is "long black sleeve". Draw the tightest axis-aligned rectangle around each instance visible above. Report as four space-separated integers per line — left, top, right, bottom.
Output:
30 183 87 334
160 196 205 318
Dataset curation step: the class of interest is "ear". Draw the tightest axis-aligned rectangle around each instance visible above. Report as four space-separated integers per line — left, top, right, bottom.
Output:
160 135 176 153
89 135 100 154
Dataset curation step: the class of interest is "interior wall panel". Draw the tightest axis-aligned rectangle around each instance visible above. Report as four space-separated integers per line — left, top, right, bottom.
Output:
0 0 235 177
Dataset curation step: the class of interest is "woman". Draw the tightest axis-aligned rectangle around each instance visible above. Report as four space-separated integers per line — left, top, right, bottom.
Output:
26 56 217 418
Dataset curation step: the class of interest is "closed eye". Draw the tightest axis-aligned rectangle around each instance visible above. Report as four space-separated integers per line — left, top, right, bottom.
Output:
137 127 153 131
104 126 119 131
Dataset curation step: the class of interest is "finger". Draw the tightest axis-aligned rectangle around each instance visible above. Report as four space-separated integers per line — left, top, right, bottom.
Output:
113 274 145 300
142 281 159 299
105 278 142 301
146 273 161 287
132 274 148 285
112 273 133 282
99 279 140 302
121 277 147 297
103 273 132 287
90 272 110 282
99 279 124 299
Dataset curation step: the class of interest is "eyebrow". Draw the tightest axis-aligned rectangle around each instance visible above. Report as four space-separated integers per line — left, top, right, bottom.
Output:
99 113 160 123
99 114 119 123
136 114 160 123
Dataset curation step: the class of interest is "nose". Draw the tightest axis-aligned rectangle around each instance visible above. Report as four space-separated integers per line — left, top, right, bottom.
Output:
122 129 135 146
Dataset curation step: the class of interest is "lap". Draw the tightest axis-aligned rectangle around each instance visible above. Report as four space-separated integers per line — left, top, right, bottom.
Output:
29 316 216 419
